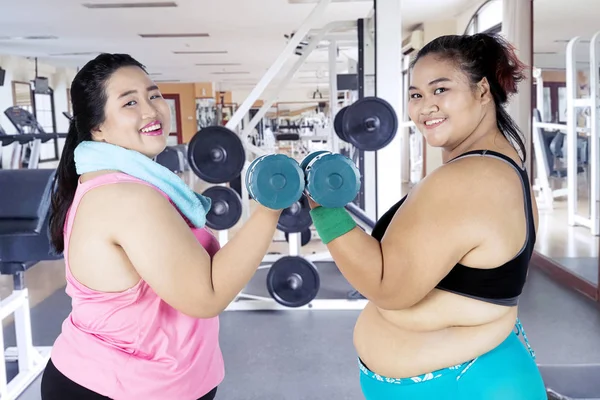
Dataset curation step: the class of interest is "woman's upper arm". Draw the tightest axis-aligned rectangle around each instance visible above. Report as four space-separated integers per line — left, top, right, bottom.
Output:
100 183 218 318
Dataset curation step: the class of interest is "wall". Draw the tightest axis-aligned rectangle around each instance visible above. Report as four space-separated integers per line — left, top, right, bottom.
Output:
195 82 214 98
156 82 198 143
542 70 566 83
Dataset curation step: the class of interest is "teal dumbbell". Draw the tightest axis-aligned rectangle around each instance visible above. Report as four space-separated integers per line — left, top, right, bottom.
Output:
245 154 305 210
300 151 361 208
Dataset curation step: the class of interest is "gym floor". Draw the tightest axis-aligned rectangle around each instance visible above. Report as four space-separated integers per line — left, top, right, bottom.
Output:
6 257 600 400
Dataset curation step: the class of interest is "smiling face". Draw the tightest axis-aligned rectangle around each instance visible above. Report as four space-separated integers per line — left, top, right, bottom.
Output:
92 65 171 158
407 54 492 151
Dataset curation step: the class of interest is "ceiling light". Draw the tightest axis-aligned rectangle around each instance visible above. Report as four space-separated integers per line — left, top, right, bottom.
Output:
211 71 250 75
5 35 58 40
140 33 209 38
173 51 227 55
196 63 241 66
49 52 100 56
83 2 177 9
288 0 366 3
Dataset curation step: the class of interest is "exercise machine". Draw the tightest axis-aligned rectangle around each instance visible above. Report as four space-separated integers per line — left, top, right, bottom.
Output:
0 132 67 170
533 34 600 235
532 59 596 233
0 169 61 399
1 107 67 169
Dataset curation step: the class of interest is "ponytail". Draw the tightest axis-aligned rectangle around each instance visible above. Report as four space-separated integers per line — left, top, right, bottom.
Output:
475 34 528 161
49 121 82 254
411 33 529 161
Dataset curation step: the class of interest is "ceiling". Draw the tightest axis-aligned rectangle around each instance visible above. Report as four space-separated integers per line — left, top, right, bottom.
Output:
0 0 475 91
0 0 593 91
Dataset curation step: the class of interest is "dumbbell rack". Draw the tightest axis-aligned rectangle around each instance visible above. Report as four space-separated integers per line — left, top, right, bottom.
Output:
224 156 369 312
196 0 369 311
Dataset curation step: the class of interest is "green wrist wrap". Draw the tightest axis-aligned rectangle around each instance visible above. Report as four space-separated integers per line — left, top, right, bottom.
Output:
309 206 357 244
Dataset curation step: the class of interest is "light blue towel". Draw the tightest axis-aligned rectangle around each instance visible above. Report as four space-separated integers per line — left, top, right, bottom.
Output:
74 140 211 228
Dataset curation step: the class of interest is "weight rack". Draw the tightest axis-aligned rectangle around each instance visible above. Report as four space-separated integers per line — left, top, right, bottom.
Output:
224 185 371 312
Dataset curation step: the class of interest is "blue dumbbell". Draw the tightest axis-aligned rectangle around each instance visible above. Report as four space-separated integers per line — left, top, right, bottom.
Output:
246 154 305 210
299 150 329 172
301 151 361 208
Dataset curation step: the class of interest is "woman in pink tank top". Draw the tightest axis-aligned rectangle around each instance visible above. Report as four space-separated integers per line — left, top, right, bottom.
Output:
41 54 284 400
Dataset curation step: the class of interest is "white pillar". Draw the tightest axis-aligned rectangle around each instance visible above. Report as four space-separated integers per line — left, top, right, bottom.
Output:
329 39 340 152
374 0 403 218
502 0 533 169
361 17 377 220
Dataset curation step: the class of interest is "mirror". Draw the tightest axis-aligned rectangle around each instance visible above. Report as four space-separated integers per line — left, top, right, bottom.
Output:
12 81 33 113
275 101 329 136
532 2 600 291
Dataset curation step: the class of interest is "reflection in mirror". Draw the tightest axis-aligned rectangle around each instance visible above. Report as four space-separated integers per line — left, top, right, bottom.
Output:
532 11 599 288
259 101 331 159
275 101 329 134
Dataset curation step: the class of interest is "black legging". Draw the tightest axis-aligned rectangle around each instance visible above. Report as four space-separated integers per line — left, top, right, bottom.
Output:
41 358 218 400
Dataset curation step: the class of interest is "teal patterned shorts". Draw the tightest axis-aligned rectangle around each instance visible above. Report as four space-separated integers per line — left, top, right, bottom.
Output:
359 319 547 399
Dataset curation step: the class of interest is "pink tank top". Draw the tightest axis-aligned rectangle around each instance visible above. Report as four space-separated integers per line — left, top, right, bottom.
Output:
50 173 224 400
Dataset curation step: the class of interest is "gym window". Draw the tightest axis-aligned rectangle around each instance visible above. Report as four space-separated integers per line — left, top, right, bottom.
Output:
464 0 503 35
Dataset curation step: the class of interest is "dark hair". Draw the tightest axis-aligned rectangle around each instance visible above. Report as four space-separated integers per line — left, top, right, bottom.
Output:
411 33 528 160
49 53 147 253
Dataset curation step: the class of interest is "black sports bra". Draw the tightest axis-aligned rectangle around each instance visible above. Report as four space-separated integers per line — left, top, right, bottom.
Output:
370 150 536 307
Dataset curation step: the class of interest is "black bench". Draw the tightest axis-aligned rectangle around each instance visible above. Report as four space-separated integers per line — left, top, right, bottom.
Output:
0 168 60 397
0 168 62 279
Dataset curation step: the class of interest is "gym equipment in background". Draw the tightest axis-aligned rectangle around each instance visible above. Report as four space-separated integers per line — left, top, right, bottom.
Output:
0 168 62 399
187 125 246 184
202 186 243 231
184 1 382 311
2 107 67 169
266 256 320 308
284 228 312 247
334 97 398 151
532 34 600 236
277 195 312 234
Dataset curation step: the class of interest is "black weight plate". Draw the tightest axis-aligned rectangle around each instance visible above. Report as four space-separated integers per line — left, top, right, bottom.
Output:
342 97 398 151
334 106 349 142
266 256 320 308
284 227 312 247
188 126 246 184
277 194 312 233
202 186 243 230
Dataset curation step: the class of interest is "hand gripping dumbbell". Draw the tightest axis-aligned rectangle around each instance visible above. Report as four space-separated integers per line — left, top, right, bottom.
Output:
300 150 361 208
245 154 305 210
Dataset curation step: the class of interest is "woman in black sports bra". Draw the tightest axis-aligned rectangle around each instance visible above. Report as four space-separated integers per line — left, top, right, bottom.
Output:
309 33 547 399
